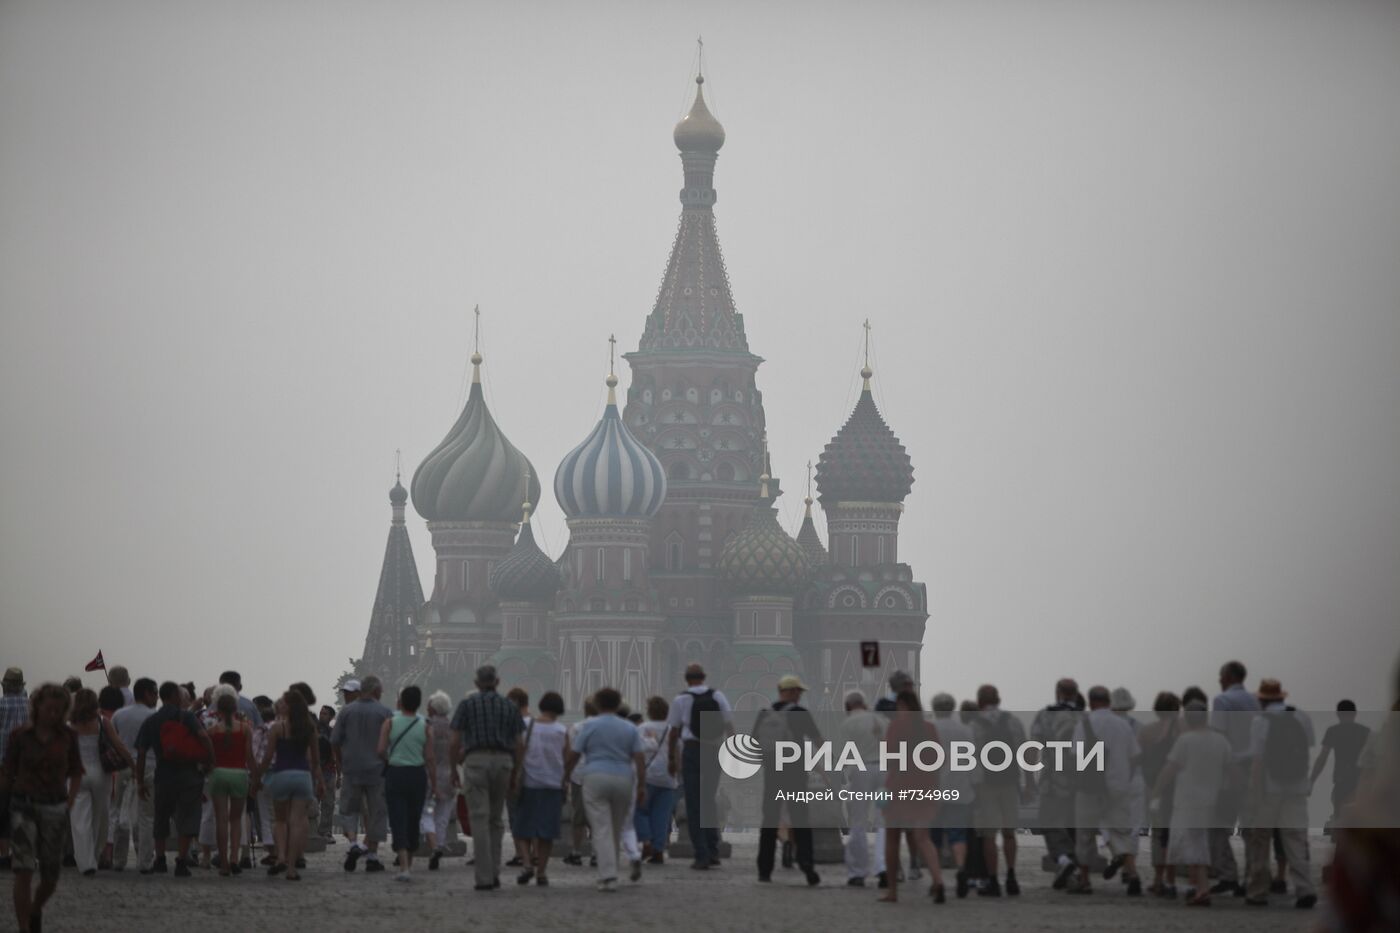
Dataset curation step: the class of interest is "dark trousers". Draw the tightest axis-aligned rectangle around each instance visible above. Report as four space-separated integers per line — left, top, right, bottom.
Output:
1039 788 1077 863
682 742 719 863
756 778 813 877
384 766 427 855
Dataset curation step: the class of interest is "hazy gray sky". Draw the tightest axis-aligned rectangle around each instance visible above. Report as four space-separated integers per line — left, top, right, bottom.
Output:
2 1 1397 709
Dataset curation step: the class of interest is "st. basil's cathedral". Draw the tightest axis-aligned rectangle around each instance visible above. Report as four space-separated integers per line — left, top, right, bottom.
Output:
355 72 928 713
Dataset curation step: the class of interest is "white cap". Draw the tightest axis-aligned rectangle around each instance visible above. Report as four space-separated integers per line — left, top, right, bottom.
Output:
342 679 362 693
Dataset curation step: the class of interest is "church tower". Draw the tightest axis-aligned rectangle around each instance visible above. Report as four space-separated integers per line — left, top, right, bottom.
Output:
487 496 561 700
797 339 928 709
622 69 768 679
411 319 541 679
359 470 427 685
553 353 669 711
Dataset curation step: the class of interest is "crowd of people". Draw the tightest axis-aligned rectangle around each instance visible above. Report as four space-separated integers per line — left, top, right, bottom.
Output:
0 657 1397 932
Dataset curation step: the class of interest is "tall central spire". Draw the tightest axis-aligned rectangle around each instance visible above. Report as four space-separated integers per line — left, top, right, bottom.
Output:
639 59 747 353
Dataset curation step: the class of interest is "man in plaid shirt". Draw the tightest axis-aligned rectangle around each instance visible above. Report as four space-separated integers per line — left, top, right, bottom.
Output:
450 665 523 891
0 667 30 871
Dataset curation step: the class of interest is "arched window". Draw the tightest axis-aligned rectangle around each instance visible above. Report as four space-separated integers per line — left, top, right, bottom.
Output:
716 461 735 482
665 533 683 572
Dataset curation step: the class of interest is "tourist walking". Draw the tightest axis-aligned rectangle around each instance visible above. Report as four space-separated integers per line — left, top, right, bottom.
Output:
68 688 130 875
0 667 29 873
666 663 733 870
1068 685 1143 896
971 683 1027 896
135 680 213 877
2 683 82 933
930 692 975 897
839 692 886 887
451 664 524 891
252 690 323 880
315 705 337 840
206 685 253 877
1244 678 1316 908
633 696 676 864
379 685 436 881
111 678 157 872
1029 678 1082 890
565 687 645 892
505 687 532 870
877 690 945 904
1208 659 1259 896
420 691 457 870
512 690 569 885
332 675 392 873
756 675 823 887
1138 691 1182 897
1309 699 1371 827
1153 700 1231 906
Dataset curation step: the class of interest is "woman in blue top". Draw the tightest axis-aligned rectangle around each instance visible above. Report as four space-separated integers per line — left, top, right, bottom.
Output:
377 686 437 882
564 688 646 893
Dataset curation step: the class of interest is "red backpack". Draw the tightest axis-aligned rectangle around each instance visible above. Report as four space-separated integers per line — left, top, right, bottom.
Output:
159 717 206 764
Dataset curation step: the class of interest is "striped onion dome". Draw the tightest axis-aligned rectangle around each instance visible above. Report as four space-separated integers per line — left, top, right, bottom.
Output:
488 503 560 602
411 354 541 523
717 477 810 595
554 375 667 519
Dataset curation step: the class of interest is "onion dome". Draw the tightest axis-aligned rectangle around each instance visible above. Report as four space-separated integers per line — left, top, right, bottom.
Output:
673 75 725 153
411 349 541 523
389 477 408 506
816 362 914 506
717 473 810 595
489 502 561 602
555 371 667 519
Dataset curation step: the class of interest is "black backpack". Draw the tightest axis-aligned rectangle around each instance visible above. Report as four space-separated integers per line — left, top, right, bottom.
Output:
689 689 722 744
1263 711 1309 783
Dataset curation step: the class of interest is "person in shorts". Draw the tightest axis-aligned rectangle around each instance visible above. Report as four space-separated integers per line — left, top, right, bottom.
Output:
1 682 82 933
135 681 213 877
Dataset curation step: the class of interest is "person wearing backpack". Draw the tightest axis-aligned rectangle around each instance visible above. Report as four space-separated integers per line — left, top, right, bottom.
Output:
1244 679 1316 908
755 675 823 886
134 680 214 877
665 663 733 870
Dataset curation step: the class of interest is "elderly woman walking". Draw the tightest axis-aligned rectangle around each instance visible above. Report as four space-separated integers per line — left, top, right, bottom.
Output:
1154 701 1232 906
420 691 458 870
565 688 646 892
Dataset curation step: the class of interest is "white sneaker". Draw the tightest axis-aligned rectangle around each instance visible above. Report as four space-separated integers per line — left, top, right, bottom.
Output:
396 871 411 883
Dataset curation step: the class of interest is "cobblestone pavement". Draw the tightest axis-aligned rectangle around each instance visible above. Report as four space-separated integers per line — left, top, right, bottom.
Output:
25 833 1328 933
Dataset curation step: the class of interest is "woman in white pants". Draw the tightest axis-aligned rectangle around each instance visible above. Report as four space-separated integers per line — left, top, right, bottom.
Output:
68 689 131 875
563 688 646 892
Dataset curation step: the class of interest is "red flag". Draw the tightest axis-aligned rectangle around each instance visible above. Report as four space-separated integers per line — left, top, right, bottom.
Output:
84 650 105 673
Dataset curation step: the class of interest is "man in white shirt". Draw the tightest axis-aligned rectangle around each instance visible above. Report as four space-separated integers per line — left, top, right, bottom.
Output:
1069 685 1143 896
1208 658 1260 895
840 692 886 886
111 677 158 872
1244 679 1316 908
666 664 733 870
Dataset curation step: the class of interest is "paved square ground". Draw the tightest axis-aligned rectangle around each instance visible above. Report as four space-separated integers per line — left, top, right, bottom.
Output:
26 832 1328 932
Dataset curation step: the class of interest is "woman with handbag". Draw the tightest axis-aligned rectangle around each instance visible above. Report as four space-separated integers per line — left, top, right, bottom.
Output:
377 685 436 882
69 688 132 876
511 691 569 886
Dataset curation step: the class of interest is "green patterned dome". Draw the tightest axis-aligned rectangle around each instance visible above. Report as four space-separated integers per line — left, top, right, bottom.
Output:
718 486 810 595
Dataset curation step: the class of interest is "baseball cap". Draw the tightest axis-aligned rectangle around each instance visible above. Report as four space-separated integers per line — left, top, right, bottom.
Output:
342 679 362 693
777 675 807 692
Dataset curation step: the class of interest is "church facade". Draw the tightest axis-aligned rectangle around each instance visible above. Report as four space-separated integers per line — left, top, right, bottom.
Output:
356 73 927 712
